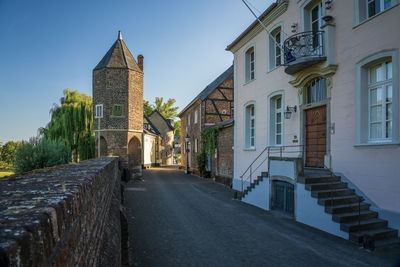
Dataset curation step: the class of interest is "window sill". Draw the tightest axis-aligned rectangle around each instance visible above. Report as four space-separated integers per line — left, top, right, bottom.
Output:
243 78 256 86
354 142 400 148
354 4 399 29
243 147 256 151
267 65 283 74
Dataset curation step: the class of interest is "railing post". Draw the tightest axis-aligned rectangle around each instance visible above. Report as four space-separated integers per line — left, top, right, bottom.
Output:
267 148 270 177
280 146 282 158
250 165 252 184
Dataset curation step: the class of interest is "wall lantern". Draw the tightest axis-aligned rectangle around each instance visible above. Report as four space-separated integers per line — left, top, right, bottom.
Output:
185 134 190 143
284 105 297 119
325 0 332 9
291 23 298 33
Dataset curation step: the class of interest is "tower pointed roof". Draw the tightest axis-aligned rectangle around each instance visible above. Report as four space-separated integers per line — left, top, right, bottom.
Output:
94 31 142 72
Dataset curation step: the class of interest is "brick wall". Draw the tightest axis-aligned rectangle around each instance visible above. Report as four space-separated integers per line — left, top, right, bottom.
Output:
214 124 234 186
180 102 201 171
0 158 126 266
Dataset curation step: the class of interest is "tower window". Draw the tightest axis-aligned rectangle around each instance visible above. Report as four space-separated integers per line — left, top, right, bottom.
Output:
113 105 122 116
95 104 103 118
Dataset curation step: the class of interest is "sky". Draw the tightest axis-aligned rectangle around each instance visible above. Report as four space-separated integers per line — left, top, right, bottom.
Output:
0 0 274 143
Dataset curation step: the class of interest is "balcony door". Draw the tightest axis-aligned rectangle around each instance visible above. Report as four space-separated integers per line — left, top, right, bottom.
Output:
311 2 323 51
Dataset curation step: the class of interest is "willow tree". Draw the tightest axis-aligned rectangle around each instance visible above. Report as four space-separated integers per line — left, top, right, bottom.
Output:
42 88 94 162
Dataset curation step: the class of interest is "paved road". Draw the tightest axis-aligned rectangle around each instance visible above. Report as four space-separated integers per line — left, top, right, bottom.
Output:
125 167 400 267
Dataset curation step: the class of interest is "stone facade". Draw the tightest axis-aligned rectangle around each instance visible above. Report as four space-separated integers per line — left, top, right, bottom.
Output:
0 158 125 266
93 32 144 173
214 121 234 185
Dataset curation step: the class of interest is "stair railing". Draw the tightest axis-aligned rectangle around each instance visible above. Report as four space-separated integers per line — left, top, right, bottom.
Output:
239 146 269 192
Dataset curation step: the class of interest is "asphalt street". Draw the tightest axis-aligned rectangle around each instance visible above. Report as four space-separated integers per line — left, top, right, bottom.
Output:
125 167 400 267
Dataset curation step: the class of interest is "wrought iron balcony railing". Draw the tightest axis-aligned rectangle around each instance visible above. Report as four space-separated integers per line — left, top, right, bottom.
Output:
283 31 326 74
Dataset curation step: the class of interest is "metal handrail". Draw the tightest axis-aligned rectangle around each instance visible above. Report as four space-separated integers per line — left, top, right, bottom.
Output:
284 31 325 65
239 144 336 193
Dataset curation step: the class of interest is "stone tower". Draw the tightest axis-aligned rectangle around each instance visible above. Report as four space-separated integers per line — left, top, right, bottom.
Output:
93 31 144 171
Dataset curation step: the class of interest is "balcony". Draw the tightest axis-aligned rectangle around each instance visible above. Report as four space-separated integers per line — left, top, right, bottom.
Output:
284 31 326 75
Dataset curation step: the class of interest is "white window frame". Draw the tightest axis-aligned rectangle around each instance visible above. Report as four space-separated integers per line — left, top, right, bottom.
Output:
194 110 198 124
244 45 256 83
367 61 393 141
188 114 191 126
354 0 397 25
355 49 399 146
244 102 256 149
95 104 103 118
268 91 285 147
268 23 283 71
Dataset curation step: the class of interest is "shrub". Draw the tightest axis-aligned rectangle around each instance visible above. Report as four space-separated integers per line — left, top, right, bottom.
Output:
14 138 71 173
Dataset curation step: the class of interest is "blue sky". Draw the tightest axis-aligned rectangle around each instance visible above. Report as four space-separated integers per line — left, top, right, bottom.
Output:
0 0 274 142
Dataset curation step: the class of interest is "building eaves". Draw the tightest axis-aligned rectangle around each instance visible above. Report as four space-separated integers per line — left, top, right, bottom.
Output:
144 115 161 135
178 65 234 117
226 1 288 53
203 118 234 131
148 110 175 131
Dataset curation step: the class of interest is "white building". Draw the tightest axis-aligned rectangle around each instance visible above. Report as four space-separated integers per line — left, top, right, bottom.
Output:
227 0 399 247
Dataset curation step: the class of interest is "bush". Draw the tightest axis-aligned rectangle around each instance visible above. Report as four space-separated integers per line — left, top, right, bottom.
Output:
14 138 71 173
196 151 208 177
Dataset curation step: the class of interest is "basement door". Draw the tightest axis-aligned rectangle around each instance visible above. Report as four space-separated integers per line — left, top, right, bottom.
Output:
272 181 294 216
305 105 327 168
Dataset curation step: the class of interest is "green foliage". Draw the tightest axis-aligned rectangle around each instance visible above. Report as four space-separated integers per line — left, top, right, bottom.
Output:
0 141 23 165
196 151 208 177
174 120 181 137
143 97 179 119
14 138 71 173
143 100 154 117
41 88 95 162
197 127 222 177
201 127 221 155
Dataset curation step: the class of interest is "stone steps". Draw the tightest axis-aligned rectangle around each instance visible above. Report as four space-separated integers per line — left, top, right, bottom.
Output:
332 210 378 223
311 188 355 198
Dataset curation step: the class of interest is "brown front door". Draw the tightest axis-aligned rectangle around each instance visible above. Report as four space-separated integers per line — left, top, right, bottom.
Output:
305 105 327 167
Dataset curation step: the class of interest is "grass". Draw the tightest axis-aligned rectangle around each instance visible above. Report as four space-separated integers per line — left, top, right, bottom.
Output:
0 170 14 178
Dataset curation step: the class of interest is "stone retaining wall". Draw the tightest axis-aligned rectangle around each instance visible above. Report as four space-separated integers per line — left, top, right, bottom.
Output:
0 157 124 266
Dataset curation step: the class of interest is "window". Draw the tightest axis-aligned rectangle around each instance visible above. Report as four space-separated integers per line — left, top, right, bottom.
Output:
368 61 393 141
194 139 198 153
188 114 191 126
367 0 393 18
245 46 255 83
355 49 398 146
355 0 396 24
194 110 198 124
268 93 284 146
269 26 283 70
244 103 255 148
95 104 103 118
306 78 326 104
113 105 122 116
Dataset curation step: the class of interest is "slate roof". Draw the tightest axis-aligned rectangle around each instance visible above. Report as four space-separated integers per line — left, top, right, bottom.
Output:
178 65 233 116
94 31 142 72
149 110 175 131
203 118 234 131
144 115 161 135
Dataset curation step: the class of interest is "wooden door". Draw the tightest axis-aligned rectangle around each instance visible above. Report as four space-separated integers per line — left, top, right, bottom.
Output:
305 105 326 167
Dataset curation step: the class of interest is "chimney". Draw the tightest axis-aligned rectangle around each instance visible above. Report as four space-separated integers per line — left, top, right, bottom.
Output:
118 30 122 40
137 55 144 71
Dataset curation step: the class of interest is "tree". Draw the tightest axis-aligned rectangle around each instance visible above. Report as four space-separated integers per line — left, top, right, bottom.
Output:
174 120 181 137
14 137 71 173
41 88 95 162
143 100 153 117
144 97 179 120
0 141 23 165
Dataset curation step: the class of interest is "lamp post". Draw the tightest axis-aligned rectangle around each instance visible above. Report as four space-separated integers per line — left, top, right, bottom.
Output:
185 134 190 174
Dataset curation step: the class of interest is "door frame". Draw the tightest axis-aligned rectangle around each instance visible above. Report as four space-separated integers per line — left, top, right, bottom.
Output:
300 98 331 168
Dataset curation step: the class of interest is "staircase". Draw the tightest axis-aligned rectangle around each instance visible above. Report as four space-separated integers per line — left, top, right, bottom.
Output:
302 170 399 249
239 171 268 200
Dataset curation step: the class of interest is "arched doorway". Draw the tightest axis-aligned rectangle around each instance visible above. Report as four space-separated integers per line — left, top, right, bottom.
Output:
98 136 108 157
128 137 142 169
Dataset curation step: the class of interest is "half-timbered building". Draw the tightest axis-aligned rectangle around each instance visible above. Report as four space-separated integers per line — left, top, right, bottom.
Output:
179 65 234 175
